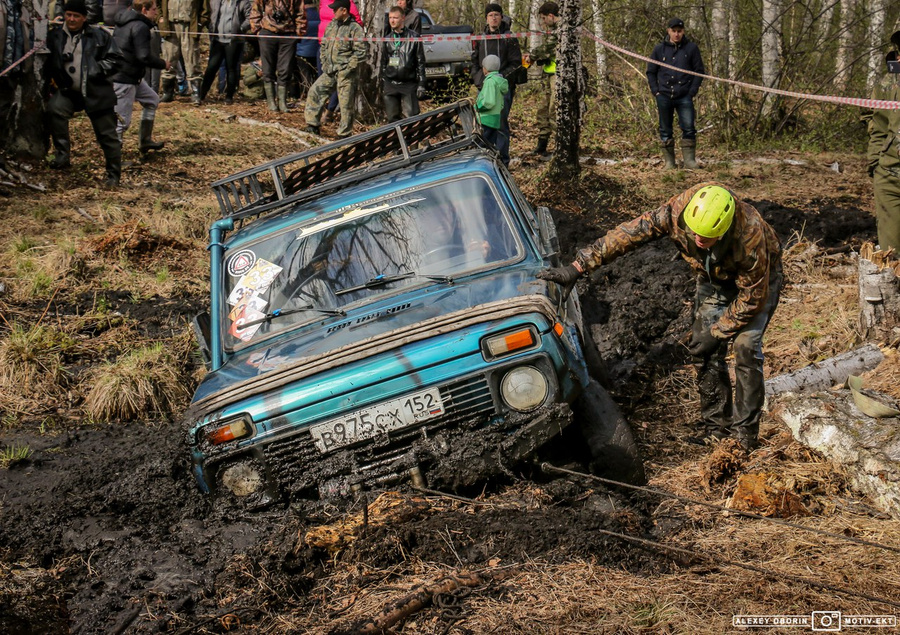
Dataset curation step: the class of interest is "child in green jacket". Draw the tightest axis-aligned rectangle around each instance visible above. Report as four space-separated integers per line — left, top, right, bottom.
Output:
475 55 510 164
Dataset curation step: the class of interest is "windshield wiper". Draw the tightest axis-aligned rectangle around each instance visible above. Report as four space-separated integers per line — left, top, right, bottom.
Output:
423 274 454 284
335 271 417 296
237 304 346 330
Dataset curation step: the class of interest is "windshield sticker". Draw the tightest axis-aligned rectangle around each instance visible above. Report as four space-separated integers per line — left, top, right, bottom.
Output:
227 249 257 277
229 306 266 342
227 258 283 305
229 294 267 322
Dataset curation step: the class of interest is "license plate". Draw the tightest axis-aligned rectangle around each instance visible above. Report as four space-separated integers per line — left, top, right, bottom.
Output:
310 387 445 453
425 64 450 77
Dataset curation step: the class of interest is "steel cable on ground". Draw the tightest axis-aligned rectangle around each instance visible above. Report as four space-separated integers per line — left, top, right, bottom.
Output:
540 463 900 555
593 526 900 609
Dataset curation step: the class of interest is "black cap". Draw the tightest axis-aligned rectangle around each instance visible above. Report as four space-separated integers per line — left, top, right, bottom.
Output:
63 0 88 15
485 3 502 16
328 0 350 10
667 17 684 29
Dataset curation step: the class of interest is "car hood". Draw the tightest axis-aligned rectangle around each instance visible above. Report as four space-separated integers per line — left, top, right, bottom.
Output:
193 266 555 404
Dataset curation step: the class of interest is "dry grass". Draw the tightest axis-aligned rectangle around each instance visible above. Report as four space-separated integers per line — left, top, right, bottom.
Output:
82 342 189 422
0 321 74 414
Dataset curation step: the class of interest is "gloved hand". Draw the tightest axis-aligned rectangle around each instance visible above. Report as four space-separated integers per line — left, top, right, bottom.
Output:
416 85 427 100
536 263 582 286
688 329 722 357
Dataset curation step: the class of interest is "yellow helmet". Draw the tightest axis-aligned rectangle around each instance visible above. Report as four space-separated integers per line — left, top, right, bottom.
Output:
683 185 735 238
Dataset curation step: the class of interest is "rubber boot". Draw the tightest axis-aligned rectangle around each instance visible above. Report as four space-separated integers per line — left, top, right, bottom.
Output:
264 82 278 112
681 138 698 169
276 84 289 113
91 112 121 187
190 79 202 105
139 118 165 154
48 116 72 169
160 77 176 103
534 135 549 156
661 139 676 169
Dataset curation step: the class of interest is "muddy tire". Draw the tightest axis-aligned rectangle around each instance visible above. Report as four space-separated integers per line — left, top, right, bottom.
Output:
573 379 646 485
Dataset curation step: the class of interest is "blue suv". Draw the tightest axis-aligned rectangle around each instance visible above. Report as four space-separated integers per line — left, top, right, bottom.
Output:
186 102 642 507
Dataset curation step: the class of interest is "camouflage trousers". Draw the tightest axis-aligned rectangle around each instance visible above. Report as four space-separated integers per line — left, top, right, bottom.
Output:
305 67 358 137
873 165 900 251
535 73 556 138
161 21 201 82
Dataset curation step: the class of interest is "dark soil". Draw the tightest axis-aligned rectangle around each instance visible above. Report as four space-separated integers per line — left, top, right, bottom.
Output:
0 162 877 633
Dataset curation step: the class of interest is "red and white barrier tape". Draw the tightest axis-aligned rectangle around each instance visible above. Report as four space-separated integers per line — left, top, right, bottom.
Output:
0 41 45 79
158 28 539 43
580 28 900 110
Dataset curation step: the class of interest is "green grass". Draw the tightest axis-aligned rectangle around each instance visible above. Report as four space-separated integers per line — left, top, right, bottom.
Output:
0 445 32 468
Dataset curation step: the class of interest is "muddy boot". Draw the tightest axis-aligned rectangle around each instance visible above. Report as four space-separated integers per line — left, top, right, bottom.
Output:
160 77 176 103
682 138 698 169
661 139 676 169
264 82 278 112
91 111 121 187
48 117 72 169
276 84 289 113
534 135 549 156
190 79 202 106
139 118 165 154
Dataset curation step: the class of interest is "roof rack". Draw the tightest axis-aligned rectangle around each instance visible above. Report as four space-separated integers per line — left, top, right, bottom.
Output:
211 100 482 222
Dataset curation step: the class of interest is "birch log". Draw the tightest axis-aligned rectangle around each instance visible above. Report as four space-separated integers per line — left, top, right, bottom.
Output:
859 248 900 344
765 344 884 397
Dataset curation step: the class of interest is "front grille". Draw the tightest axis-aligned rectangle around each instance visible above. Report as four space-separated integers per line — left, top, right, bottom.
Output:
262 375 496 492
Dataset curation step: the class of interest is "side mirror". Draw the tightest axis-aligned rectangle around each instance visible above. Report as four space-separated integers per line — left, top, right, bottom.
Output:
192 312 212 370
535 206 559 260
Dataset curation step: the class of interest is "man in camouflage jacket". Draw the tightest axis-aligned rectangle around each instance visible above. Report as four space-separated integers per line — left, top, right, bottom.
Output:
304 0 364 138
538 182 783 451
864 31 900 251
249 0 306 111
523 1 557 156
159 0 209 103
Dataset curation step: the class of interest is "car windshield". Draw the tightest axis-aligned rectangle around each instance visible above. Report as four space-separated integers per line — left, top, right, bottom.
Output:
222 176 522 349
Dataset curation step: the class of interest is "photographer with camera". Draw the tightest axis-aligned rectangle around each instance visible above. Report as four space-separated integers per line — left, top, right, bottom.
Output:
46 0 124 187
249 0 307 112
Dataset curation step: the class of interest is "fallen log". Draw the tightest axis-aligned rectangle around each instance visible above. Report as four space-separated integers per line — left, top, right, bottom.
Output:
764 344 884 397
340 567 514 634
771 392 900 520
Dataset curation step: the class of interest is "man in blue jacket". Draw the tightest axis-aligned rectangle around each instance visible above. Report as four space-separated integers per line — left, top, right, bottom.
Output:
647 17 704 169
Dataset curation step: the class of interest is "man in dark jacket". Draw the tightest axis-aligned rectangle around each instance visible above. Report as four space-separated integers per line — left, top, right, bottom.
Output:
199 0 251 104
380 4 425 122
647 17 704 169
45 0 123 186
471 3 521 165
112 0 169 154
538 183 782 451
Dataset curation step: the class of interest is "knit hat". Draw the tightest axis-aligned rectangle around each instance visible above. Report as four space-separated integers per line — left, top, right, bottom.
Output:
63 0 88 15
484 3 502 16
482 54 501 72
667 17 684 29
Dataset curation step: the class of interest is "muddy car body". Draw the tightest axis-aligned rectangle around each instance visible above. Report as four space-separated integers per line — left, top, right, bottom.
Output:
186 103 640 507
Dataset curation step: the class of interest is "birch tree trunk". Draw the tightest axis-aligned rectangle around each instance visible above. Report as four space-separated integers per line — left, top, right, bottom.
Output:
761 0 781 117
866 0 887 90
357 0 387 123
728 1 737 78
835 0 857 88
589 0 606 81
528 0 541 55
2 0 52 159
710 0 729 79
548 0 581 180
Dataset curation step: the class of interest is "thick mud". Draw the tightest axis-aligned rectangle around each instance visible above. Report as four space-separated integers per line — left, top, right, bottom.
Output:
0 190 876 633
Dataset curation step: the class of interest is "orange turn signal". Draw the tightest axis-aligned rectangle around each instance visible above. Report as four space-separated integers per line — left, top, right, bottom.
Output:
206 419 251 445
485 328 536 357
553 322 564 336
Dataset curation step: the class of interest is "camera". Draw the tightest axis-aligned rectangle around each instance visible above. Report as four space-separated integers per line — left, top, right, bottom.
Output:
62 52 73 62
272 9 286 22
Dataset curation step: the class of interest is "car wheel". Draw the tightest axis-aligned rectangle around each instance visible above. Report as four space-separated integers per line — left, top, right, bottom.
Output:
573 378 646 485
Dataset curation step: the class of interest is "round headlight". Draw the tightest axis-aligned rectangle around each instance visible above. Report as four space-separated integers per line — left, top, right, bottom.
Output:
220 462 263 497
500 366 549 412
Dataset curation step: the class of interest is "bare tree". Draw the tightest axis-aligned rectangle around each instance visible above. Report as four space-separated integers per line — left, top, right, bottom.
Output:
528 0 541 54
548 0 582 179
2 0 51 159
589 0 606 81
866 0 886 89
835 0 857 87
761 0 782 116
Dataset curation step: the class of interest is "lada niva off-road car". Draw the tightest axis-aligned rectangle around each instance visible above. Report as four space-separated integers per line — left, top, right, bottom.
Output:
185 102 642 507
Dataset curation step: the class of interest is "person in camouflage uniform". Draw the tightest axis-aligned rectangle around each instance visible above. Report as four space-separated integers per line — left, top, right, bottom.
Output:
864 30 900 252
158 0 208 103
304 0 364 137
249 0 306 112
523 1 557 157
537 182 783 451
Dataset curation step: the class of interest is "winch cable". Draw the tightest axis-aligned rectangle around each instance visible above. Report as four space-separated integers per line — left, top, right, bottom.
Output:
540 463 900 555
591 527 900 610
